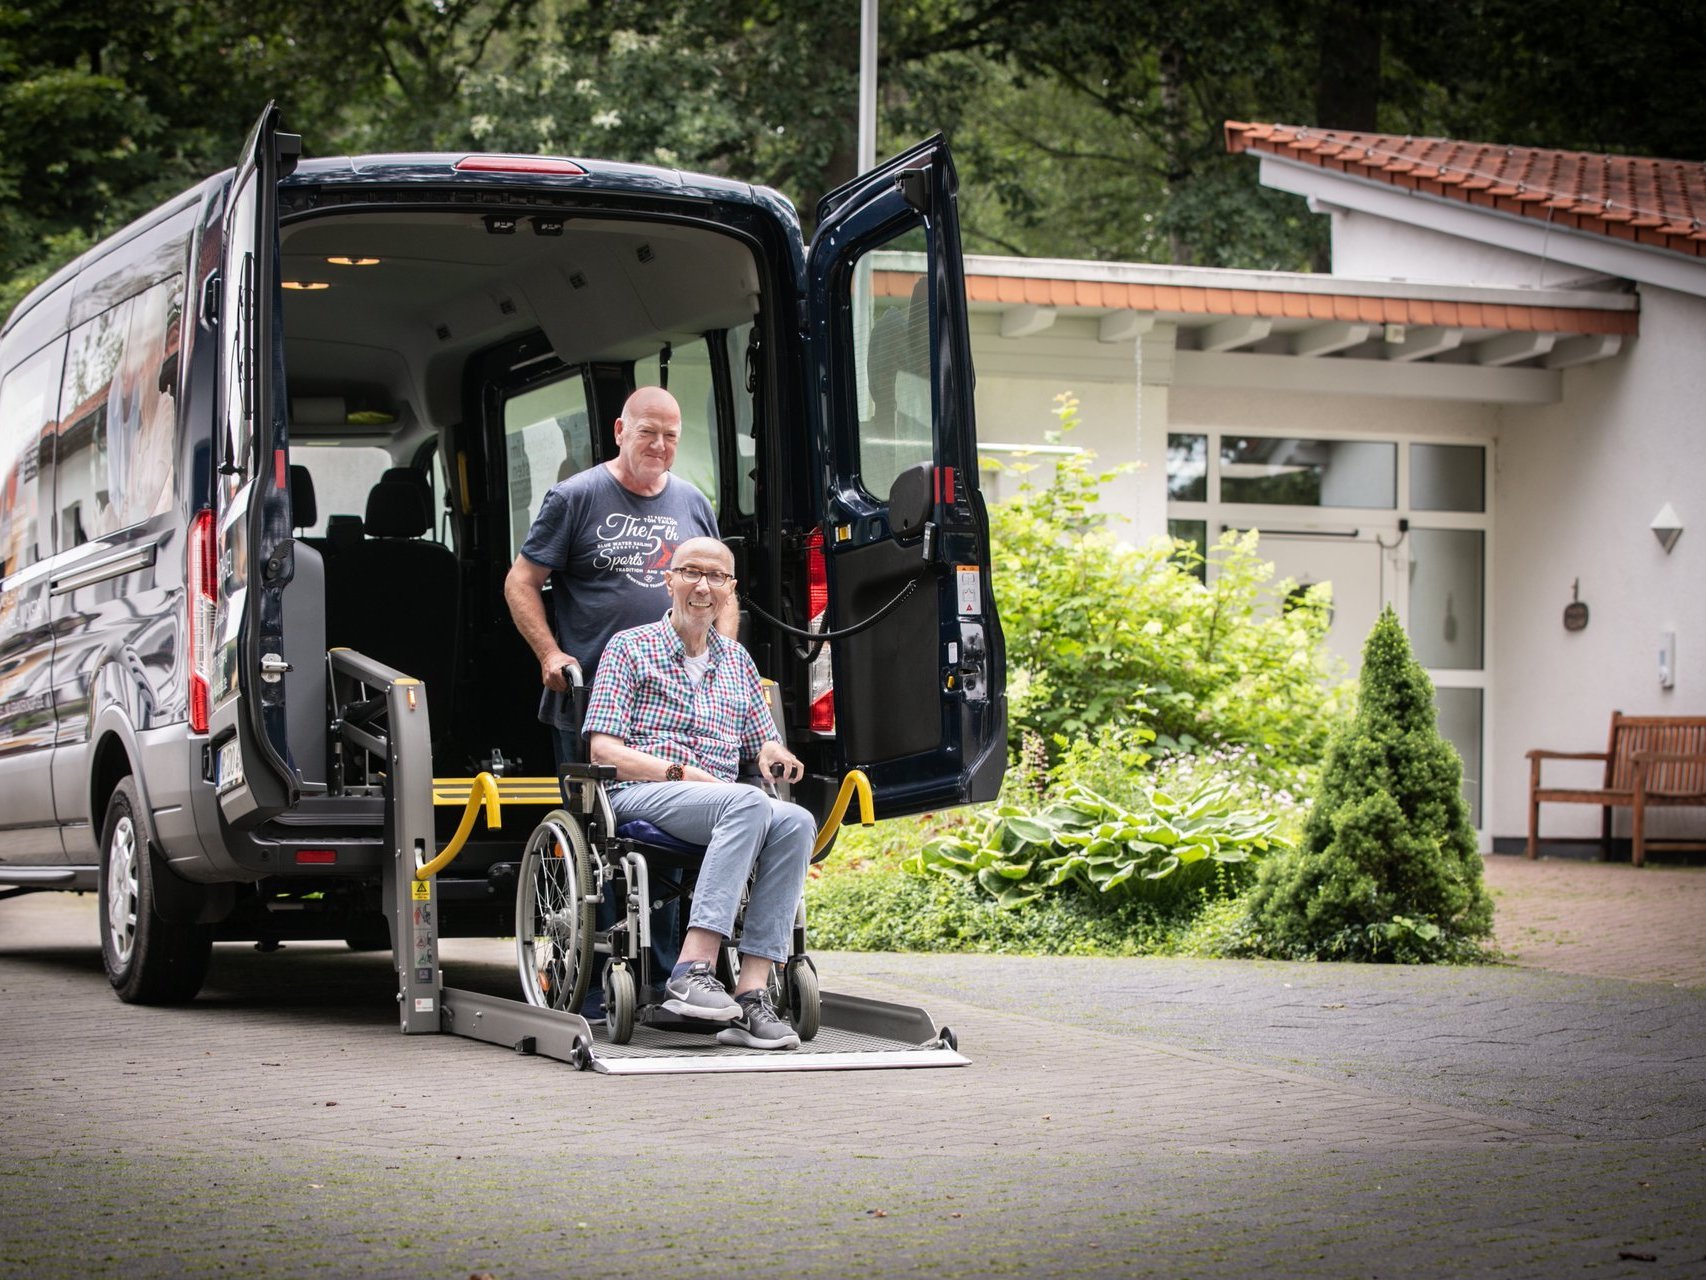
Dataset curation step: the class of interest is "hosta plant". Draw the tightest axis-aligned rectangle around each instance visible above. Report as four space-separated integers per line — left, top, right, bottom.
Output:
909 777 1289 909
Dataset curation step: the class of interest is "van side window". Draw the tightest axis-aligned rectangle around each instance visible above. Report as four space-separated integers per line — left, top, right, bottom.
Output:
0 341 64 574
634 340 719 506
504 371 591 557
57 277 184 546
852 230 933 498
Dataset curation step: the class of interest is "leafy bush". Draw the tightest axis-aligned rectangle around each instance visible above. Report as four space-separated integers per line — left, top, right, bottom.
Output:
1235 608 1494 964
807 851 1245 956
909 775 1287 909
989 395 1349 767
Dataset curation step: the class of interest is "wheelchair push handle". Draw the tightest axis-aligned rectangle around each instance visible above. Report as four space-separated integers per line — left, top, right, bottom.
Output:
560 662 587 721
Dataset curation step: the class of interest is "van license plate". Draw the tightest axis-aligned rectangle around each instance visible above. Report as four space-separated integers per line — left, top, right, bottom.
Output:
216 740 246 796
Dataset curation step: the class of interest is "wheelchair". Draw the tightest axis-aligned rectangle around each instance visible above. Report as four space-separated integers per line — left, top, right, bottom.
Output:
513 761 822 1045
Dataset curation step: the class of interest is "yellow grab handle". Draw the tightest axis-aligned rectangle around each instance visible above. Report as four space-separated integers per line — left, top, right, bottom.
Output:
417 771 502 880
810 769 874 860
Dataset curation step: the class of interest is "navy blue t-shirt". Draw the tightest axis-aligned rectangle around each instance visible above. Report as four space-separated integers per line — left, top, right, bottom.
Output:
519 466 719 688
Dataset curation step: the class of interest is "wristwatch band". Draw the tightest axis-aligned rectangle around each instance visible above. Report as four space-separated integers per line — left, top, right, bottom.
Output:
664 762 685 782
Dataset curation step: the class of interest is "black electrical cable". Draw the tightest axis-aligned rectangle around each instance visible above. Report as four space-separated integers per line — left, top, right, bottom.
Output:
743 576 923 662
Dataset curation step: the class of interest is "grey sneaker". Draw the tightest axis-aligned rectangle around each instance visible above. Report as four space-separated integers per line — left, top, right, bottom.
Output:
661 961 742 1023
716 988 801 1050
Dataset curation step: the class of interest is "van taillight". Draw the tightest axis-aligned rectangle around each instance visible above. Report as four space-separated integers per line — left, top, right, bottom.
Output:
807 528 834 735
187 509 217 733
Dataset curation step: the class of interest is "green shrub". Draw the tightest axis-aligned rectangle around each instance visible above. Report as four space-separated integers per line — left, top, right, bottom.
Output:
1236 607 1494 963
907 762 1289 910
806 856 1228 956
989 394 1349 768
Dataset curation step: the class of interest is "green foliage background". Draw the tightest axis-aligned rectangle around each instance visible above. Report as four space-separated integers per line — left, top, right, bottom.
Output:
5 0 1703 318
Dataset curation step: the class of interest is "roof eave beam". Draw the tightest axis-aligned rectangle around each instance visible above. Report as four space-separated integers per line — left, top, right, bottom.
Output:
1290 321 1374 357
1195 316 1273 352
1475 331 1557 366
999 305 1057 339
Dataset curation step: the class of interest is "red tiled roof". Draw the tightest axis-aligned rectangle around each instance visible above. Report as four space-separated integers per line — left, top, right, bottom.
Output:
1225 123 1706 259
872 270 1637 337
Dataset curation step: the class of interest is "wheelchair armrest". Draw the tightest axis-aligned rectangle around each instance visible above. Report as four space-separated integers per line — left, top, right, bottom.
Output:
559 762 617 783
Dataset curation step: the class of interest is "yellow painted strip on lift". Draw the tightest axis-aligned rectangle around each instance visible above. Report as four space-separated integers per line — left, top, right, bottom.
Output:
430 776 562 806
811 768 874 860
416 772 502 880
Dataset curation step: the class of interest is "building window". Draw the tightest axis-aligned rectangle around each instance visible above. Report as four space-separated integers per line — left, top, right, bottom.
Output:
1221 436 1395 508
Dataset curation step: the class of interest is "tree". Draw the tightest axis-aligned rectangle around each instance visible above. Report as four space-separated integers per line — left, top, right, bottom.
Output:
1239 607 1493 963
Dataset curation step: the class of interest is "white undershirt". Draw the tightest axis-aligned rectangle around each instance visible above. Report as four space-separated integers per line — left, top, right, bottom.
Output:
682 651 710 685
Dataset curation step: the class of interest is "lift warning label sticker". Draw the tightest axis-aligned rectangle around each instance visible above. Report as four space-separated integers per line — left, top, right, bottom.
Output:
411 879 431 901
956 566 982 617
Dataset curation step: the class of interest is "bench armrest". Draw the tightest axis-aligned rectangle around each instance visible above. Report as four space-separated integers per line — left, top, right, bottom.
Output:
1525 749 1608 761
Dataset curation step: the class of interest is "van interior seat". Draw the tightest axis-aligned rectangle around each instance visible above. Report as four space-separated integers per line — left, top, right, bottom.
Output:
324 479 460 741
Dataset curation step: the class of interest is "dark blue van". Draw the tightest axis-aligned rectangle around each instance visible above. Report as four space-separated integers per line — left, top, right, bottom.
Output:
0 105 1004 1003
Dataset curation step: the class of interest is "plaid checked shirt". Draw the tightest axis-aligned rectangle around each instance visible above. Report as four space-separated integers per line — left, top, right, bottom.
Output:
582 613 776 790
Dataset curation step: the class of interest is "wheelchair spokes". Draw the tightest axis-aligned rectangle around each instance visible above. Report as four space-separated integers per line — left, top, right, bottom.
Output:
515 812 595 1014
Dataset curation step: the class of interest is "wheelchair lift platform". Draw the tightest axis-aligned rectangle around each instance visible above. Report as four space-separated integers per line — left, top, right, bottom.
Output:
332 650 969 1076
440 985 967 1075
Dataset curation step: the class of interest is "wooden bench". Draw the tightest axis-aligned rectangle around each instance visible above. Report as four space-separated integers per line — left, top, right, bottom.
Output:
1527 712 1706 866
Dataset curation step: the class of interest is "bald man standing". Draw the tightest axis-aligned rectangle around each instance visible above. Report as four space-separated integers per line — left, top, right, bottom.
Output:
506 386 735 765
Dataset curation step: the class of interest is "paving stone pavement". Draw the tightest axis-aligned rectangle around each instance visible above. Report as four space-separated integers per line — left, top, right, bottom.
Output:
2 856 1704 1280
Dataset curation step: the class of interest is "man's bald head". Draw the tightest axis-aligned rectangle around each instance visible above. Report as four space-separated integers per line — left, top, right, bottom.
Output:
671 537 734 573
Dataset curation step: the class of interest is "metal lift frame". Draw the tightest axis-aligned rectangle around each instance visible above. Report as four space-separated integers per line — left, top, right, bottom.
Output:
330 648 968 1074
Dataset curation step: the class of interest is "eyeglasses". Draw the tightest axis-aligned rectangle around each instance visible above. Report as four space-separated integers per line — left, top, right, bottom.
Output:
669 566 734 587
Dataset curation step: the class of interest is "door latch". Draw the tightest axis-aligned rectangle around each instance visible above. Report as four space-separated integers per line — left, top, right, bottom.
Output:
260 653 293 683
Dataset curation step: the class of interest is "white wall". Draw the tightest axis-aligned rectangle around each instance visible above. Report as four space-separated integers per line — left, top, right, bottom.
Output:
1491 283 1706 841
1329 208 1618 290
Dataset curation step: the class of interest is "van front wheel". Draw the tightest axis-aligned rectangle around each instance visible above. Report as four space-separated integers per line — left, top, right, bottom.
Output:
99 776 212 1004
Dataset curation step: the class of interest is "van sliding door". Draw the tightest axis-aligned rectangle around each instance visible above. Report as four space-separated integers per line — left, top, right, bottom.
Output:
804 137 1006 816
208 103 300 826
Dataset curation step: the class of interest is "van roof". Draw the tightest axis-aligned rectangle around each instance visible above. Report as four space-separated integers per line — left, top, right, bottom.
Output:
287 153 791 214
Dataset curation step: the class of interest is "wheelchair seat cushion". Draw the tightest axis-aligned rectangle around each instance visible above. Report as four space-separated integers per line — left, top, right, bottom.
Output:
617 819 705 860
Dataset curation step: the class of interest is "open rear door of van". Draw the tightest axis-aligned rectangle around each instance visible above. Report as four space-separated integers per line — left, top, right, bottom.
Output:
804 136 1006 818
209 103 302 827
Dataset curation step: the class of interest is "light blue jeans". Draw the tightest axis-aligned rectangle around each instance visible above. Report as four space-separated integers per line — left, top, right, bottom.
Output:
608 782 815 964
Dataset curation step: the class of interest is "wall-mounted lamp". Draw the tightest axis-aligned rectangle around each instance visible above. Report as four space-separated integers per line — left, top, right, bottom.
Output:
1651 502 1684 554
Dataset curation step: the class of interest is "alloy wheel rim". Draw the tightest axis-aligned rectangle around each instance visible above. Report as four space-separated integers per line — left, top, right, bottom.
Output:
106 815 139 968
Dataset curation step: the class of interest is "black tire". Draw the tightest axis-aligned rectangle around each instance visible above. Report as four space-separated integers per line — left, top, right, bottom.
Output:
343 912 392 952
604 961 637 1045
785 955 821 1042
515 811 595 1013
99 776 212 1004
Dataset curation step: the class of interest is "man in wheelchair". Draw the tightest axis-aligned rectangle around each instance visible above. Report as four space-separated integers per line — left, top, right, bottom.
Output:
582 536 814 1050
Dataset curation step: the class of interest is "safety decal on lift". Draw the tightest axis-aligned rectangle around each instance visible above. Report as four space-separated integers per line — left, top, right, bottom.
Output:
956 565 981 617
411 879 431 901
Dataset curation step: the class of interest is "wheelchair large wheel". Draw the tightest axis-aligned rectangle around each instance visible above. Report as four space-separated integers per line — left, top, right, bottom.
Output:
515 810 596 1014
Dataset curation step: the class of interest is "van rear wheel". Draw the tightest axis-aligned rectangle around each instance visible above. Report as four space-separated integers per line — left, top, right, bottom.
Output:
99 776 212 1004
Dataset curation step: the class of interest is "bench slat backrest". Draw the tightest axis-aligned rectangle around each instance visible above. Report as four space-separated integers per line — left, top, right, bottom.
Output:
1606 713 1706 796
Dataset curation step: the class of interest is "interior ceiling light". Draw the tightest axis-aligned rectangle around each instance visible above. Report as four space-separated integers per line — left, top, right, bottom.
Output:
326 256 380 266
282 281 331 291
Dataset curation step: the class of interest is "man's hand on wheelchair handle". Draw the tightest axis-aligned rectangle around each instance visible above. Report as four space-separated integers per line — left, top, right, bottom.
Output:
757 740 804 785
542 651 580 692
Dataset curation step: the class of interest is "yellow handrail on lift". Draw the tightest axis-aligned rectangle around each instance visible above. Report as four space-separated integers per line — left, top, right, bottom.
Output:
417 771 502 880
811 768 874 860
417 767 871 876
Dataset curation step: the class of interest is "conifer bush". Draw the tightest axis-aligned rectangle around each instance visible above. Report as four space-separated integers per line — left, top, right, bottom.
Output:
1237 607 1494 963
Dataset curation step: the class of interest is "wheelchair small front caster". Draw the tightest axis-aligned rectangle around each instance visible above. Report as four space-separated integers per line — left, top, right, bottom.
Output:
604 961 636 1045
784 955 820 1042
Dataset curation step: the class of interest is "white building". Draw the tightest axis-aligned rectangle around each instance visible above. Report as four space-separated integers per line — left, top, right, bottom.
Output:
914 125 1704 851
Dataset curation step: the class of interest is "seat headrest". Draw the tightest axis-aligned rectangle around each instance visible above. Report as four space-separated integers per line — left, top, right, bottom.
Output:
365 480 431 538
381 466 432 501
326 514 364 549
289 465 317 529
